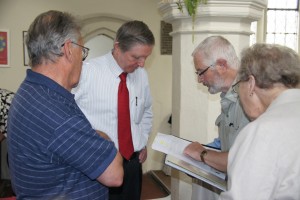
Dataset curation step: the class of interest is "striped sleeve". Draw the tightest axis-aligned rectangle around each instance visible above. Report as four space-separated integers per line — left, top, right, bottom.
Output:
48 115 117 180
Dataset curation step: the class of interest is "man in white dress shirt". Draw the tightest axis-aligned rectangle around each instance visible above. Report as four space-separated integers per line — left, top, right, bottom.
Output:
73 20 154 200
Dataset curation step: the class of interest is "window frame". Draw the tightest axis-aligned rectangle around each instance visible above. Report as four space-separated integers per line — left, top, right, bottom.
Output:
266 0 300 51
250 1 300 52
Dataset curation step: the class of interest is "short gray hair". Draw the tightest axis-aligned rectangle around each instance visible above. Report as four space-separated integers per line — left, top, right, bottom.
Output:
192 36 239 69
115 20 155 52
239 43 300 89
26 10 82 67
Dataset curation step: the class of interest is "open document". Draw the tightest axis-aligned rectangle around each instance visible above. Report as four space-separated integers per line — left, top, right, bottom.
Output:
151 132 227 191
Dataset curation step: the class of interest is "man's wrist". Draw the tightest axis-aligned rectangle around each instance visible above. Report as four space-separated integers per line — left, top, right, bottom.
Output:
200 149 208 163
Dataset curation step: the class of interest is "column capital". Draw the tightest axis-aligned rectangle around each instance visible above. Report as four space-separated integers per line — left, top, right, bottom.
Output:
159 0 267 24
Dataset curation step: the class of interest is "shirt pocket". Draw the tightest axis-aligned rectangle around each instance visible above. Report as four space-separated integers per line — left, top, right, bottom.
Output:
134 96 145 124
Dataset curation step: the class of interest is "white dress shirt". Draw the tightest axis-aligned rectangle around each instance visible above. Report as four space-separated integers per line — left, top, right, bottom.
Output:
72 52 153 152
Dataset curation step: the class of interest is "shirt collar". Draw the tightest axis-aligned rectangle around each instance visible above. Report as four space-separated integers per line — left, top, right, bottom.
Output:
107 51 125 78
25 69 74 101
220 78 239 114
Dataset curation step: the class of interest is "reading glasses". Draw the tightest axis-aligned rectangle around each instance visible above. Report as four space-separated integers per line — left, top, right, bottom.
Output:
195 64 214 77
70 42 90 61
61 42 90 61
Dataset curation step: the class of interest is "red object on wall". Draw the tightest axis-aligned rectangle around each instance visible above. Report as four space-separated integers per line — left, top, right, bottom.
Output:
0 31 8 65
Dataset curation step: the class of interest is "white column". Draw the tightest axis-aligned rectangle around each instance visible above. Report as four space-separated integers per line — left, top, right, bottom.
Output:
158 0 267 199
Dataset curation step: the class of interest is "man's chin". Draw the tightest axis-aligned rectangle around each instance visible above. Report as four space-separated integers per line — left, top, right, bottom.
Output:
208 87 219 94
127 66 140 73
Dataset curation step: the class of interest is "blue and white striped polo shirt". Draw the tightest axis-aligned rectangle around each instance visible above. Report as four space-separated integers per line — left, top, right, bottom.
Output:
8 69 117 199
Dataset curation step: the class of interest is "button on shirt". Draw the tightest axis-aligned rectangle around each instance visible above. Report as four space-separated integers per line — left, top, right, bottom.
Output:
72 52 153 152
215 82 249 152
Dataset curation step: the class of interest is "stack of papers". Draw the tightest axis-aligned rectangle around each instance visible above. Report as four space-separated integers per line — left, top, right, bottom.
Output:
152 132 227 191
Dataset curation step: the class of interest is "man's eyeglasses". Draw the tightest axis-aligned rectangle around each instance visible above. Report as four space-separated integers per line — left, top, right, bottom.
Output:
62 42 90 61
195 64 213 77
71 42 90 61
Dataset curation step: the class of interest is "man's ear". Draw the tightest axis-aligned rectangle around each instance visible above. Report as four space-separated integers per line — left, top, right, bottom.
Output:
62 40 73 61
113 42 120 52
217 58 227 68
216 58 228 73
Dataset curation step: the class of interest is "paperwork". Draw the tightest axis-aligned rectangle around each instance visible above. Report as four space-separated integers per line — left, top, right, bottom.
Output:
152 132 227 191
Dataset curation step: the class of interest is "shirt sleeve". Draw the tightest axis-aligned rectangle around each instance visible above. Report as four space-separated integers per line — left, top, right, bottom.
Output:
48 115 117 180
206 138 221 149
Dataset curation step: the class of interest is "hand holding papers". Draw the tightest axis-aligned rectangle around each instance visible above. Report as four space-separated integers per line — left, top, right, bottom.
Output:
152 132 227 191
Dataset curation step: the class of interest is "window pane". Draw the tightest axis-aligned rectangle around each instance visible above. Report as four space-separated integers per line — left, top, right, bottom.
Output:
268 0 298 9
266 33 298 50
286 34 298 50
286 11 299 33
266 0 299 52
266 34 275 43
267 11 276 32
267 11 298 33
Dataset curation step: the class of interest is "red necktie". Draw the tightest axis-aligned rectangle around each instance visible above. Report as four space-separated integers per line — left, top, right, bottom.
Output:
118 72 134 160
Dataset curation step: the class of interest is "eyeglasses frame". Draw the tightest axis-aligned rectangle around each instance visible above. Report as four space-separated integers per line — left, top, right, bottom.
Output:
195 64 214 77
232 78 250 93
70 42 90 61
61 41 90 61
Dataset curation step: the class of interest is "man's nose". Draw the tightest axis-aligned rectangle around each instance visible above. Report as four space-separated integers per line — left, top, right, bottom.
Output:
137 58 145 67
198 75 204 83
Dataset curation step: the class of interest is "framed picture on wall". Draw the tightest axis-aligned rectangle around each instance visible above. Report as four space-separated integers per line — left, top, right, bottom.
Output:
23 31 29 66
0 30 10 67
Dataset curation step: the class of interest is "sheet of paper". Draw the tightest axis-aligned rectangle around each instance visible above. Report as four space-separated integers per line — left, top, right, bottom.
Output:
152 132 226 180
151 132 190 156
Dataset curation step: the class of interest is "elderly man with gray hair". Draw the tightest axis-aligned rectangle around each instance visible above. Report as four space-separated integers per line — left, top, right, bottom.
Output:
184 36 249 199
8 10 123 199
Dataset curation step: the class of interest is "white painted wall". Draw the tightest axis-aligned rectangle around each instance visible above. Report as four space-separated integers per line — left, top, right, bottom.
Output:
85 35 114 60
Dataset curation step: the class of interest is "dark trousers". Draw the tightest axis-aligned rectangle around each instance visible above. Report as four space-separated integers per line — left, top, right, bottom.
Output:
109 152 142 200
